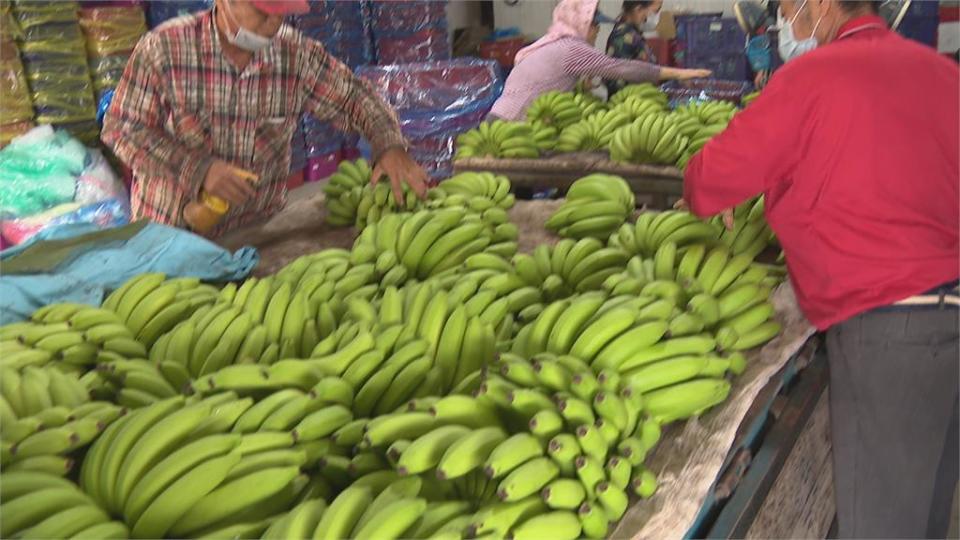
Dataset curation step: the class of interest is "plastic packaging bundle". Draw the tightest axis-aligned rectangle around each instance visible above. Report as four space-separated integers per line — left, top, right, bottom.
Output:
293 0 372 69
80 5 146 100
369 0 449 65
357 59 503 179
20 56 98 126
0 125 129 246
146 0 211 29
0 36 35 128
79 5 146 57
13 2 99 142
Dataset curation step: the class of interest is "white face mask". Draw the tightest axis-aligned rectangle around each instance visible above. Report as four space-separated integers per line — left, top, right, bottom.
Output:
223 0 273 52
644 10 661 31
777 0 821 62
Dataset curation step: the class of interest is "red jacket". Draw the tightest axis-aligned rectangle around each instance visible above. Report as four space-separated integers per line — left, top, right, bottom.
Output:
684 16 959 329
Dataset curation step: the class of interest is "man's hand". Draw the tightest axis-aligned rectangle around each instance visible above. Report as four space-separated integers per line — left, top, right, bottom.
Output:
674 199 734 230
203 160 256 206
371 147 429 204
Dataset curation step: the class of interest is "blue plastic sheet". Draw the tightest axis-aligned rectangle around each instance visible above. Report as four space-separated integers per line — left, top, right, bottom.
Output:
0 221 258 324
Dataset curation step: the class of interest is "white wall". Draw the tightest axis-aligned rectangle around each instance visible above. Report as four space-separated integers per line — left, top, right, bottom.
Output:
447 0 484 35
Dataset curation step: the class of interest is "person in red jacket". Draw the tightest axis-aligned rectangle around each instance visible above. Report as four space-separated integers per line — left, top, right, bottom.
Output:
683 1 959 537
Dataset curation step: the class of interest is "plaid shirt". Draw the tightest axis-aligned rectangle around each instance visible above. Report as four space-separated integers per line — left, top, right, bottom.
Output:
102 10 405 235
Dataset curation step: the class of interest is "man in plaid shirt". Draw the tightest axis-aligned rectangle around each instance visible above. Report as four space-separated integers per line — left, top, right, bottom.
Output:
102 0 427 237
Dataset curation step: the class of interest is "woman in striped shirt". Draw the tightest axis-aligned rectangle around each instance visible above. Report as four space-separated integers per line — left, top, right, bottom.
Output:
488 0 711 121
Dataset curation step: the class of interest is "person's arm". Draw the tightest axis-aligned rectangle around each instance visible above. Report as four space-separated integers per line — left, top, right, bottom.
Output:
302 42 426 201
563 40 711 83
683 70 805 217
302 44 407 161
101 34 215 200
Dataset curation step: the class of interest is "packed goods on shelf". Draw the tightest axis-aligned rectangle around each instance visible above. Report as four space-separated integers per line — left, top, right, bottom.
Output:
78 4 148 101
0 165 787 539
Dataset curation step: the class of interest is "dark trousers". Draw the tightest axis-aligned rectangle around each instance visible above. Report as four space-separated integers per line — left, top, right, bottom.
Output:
826 305 959 538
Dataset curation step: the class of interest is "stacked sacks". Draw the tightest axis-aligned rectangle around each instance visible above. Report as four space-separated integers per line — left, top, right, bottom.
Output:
13 0 98 144
0 6 34 147
370 0 449 64
78 4 147 102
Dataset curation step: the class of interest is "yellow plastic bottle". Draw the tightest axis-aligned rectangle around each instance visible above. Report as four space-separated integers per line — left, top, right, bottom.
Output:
183 167 259 235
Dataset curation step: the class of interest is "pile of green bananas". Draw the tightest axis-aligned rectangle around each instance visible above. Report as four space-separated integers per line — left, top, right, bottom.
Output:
741 91 760 107
608 83 668 108
526 90 584 130
0 164 789 539
454 120 540 160
609 113 690 166
546 174 636 240
556 110 631 154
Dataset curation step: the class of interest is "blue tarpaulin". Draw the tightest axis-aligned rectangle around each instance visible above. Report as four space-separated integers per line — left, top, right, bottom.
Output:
0 221 258 325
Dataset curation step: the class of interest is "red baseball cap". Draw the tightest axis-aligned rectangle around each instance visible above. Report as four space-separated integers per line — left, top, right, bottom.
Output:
250 0 310 15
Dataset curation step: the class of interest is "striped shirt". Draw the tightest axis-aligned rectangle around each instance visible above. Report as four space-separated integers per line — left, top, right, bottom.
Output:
488 37 661 121
102 10 405 235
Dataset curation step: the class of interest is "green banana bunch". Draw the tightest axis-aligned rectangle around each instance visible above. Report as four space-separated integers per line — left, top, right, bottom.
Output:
0 366 92 421
528 120 559 152
456 120 540 160
436 171 515 212
525 90 583 130
674 99 738 126
101 274 219 350
742 90 760 107
609 209 721 258
572 89 607 119
609 112 690 166
556 110 631 154
323 158 372 226
546 174 635 240
610 95 666 123
0 471 129 538
352 180 423 229
609 82 668 107
676 122 729 170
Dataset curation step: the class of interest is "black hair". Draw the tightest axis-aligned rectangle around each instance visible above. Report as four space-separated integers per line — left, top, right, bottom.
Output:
622 1 655 13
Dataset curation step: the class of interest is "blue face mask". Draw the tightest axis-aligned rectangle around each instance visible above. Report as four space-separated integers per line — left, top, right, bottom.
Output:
778 1 821 62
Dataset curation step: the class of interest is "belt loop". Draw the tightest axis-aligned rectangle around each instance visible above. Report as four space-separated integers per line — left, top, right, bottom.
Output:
939 289 946 310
